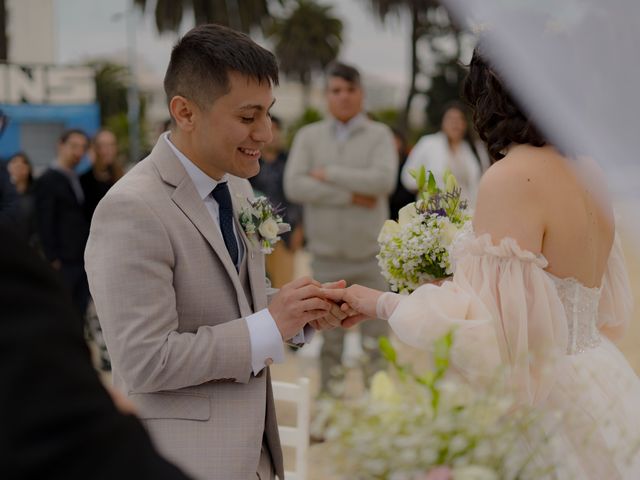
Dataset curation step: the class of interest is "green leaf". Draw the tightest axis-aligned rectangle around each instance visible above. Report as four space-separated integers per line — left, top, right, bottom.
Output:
427 171 438 195
410 166 427 192
418 166 427 191
378 336 397 364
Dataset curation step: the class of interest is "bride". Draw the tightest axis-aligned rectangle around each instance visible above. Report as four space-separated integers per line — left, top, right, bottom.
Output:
323 48 640 479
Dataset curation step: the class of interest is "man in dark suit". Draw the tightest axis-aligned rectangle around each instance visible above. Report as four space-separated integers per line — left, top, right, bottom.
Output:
0 224 192 479
35 129 91 323
0 159 19 226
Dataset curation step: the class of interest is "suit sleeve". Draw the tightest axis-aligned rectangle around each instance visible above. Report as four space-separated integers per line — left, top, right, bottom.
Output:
284 128 353 206
0 225 191 479
85 190 254 393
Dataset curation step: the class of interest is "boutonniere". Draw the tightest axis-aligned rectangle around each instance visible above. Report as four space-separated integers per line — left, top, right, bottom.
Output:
239 196 291 254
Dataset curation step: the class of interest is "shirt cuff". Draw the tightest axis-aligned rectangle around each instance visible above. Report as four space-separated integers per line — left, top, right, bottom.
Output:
246 308 285 375
289 324 316 346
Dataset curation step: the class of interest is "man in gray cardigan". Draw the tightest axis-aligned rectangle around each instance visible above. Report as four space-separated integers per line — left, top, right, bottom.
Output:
284 62 398 395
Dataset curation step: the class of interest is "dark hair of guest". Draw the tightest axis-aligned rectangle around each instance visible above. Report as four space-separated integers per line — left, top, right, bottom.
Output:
463 47 546 161
326 62 361 86
164 23 279 111
9 151 34 187
59 129 89 145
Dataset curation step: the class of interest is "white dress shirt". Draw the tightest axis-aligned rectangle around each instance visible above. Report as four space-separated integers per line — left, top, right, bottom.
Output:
164 133 285 374
333 112 366 142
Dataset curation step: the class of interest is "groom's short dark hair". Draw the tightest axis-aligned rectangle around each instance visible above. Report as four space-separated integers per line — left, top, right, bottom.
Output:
164 24 279 111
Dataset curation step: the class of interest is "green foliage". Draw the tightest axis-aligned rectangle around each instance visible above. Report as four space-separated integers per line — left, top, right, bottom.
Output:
88 61 129 125
105 113 150 162
379 336 397 364
424 59 469 133
268 0 343 106
364 1 469 133
134 0 282 35
367 108 400 129
86 59 150 162
378 331 453 414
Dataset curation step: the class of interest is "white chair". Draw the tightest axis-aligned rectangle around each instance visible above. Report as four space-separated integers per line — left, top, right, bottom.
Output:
272 377 310 480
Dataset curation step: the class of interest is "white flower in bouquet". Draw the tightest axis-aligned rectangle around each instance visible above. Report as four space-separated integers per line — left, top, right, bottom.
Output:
377 168 471 294
314 333 560 480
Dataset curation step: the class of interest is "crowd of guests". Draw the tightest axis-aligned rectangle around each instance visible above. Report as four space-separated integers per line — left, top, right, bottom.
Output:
1 128 124 370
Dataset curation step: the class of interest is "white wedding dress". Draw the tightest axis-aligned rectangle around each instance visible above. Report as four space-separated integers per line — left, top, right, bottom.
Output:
376 226 640 479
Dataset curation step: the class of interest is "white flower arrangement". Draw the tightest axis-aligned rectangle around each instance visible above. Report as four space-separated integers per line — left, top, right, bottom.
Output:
313 334 560 480
238 196 290 254
378 168 471 294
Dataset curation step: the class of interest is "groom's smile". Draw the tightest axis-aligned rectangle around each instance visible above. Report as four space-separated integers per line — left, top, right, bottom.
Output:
170 71 275 181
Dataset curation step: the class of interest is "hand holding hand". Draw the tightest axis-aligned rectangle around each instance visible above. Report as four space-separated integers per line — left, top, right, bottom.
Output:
269 276 332 340
321 284 384 328
308 280 348 330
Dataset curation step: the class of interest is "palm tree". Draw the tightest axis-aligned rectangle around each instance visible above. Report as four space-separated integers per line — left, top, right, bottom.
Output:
268 0 343 107
133 0 279 35
364 0 461 132
0 0 7 61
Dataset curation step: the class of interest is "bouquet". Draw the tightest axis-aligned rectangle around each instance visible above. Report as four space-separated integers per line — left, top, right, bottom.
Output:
377 167 471 293
313 334 560 480
238 196 290 254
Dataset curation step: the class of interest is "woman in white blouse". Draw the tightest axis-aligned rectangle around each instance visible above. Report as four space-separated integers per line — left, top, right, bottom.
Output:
401 102 488 205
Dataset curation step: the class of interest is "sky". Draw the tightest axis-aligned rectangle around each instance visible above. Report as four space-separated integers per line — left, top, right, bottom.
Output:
55 0 411 87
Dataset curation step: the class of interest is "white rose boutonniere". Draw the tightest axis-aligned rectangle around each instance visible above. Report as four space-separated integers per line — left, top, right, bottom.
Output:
239 196 291 254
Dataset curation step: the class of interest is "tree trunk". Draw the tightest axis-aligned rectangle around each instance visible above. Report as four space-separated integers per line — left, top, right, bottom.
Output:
400 3 420 134
0 0 8 61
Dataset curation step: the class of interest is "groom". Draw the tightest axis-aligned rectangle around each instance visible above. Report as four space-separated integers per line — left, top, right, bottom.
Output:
85 24 342 480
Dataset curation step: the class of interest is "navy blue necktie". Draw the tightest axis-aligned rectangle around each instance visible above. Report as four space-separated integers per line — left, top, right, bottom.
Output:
211 182 239 266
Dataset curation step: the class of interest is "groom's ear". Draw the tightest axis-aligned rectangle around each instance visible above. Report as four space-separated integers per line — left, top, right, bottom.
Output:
169 95 197 132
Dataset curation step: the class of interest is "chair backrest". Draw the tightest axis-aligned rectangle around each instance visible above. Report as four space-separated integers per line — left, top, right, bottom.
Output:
271 377 310 480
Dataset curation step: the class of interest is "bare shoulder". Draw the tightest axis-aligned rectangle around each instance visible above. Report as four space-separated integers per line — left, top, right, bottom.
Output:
473 146 555 253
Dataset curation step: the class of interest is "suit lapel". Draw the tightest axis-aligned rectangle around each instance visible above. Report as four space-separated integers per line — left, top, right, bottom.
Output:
229 179 267 312
151 138 252 315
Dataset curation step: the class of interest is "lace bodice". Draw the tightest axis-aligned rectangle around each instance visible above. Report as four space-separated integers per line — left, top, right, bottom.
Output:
549 274 602 355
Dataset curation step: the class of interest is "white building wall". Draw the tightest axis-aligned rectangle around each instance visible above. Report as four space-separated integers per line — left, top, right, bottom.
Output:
7 0 56 63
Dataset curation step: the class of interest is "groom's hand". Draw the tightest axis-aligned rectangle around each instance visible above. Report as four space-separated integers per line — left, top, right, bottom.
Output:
268 276 333 341
321 284 383 328
308 280 348 331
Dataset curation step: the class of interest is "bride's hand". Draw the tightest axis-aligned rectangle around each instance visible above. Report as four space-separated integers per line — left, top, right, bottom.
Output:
321 284 383 328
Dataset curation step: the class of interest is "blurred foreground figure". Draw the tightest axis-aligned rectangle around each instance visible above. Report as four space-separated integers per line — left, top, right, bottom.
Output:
0 225 191 480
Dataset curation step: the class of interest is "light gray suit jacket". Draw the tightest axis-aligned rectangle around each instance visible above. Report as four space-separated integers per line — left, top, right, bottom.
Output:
85 137 284 480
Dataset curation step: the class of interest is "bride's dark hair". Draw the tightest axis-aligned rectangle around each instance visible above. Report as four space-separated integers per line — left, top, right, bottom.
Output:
463 47 546 161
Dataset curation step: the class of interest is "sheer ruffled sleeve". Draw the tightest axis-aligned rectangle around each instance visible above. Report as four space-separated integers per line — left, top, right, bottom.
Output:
598 233 633 340
380 233 568 405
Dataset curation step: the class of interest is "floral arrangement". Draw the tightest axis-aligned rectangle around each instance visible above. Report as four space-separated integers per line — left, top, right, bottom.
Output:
312 334 559 480
377 167 471 293
238 196 290 254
